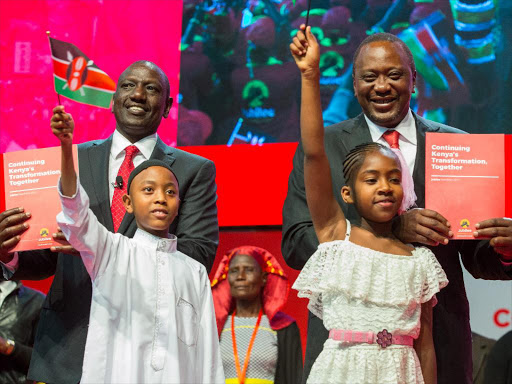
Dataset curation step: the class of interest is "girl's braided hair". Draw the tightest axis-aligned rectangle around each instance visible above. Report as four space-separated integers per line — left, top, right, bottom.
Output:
342 142 398 187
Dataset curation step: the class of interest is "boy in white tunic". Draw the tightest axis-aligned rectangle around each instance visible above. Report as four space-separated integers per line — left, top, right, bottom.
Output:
52 108 224 384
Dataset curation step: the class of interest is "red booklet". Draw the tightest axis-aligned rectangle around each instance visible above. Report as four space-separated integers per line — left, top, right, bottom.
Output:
0 145 78 252
425 133 512 239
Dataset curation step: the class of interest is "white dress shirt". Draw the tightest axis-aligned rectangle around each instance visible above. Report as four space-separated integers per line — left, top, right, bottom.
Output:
109 130 157 204
364 109 418 174
57 181 224 384
0 281 17 309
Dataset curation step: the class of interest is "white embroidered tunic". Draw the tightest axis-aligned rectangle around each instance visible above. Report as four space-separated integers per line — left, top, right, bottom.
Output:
57 181 225 383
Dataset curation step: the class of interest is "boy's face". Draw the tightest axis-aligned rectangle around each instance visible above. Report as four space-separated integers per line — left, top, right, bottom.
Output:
122 166 179 238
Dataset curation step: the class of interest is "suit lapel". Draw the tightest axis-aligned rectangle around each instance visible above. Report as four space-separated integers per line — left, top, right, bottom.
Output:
149 137 177 165
413 113 440 208
80 137 114 231
117 137 176 236
338 114 373 152
472 335 491 381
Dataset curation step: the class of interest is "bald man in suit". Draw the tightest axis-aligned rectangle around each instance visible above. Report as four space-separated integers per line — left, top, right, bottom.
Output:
0 60 219 383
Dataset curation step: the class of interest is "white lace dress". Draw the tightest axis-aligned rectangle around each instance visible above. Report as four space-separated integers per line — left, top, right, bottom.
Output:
293 222 448 384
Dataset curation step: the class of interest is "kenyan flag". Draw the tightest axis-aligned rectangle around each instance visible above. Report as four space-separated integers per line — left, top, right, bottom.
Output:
49 37 116 108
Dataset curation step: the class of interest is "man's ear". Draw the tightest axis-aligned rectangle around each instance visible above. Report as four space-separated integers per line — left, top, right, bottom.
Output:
163 97 173 118
122 194 134 213
341 186 354 204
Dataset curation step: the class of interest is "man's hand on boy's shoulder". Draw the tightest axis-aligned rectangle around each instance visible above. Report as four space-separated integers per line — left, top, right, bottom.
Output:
0 208 31 263
51 105 74 144
51 228 79 256
392 208 453 246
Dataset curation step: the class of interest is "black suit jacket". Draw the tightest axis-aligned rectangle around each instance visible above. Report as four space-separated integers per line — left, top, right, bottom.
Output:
282 113 511 384
484 330 512 384
8 136 219 384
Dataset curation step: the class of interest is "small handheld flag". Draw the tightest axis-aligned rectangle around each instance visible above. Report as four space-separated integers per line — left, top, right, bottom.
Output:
304 0 312 29
47 34 116 108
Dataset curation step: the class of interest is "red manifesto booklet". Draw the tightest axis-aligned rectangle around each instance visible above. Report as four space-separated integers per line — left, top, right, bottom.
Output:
0 145 78 252
425 133 512 239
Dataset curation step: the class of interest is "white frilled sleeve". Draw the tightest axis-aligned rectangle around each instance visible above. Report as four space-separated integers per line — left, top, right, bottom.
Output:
420 248 449 307
57 178 120 280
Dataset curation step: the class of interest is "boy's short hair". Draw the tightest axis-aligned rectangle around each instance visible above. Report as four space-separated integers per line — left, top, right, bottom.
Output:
127 160 179 194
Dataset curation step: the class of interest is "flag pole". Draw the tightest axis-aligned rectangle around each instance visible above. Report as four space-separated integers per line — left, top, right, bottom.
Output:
304 0 312 30
46 31 62 105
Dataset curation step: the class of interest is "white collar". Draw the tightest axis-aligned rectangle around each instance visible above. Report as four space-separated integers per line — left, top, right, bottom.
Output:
364 109 417 145
0 281 17 295
111 130 158 160
133 228 177 253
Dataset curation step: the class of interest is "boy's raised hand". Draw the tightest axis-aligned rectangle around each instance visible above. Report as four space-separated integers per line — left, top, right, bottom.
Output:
51 105 74 145
290 25 320 79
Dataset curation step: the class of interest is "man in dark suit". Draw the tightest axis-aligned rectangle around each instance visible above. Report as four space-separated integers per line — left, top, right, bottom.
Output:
472 332 496 384
0 280 45 384
484 330 512 384
283 31 512 383
0 60 219 383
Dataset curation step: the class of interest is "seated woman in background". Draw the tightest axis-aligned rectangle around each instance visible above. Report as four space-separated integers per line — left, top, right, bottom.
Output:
211 246 303 384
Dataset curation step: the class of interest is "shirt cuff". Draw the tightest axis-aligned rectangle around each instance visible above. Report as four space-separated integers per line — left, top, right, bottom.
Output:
500 258 512 267
1 252 19 278
57 177 79 199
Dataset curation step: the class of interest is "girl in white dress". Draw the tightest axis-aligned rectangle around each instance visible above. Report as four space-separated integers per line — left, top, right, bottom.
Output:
289 26 448 384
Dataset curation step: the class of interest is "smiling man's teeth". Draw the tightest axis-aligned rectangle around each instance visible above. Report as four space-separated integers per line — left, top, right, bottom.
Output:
128 106 145 112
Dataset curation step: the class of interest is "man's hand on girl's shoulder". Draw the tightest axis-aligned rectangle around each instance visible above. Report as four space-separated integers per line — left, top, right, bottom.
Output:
393 208 453 246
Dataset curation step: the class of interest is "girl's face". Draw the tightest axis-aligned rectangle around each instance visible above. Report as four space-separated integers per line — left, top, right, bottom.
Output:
342 150 403 223
227 254 266 302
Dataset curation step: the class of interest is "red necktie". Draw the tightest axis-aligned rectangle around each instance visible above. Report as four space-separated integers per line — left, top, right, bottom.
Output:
382 129 400 149
382 130 400 149
111 145 139 232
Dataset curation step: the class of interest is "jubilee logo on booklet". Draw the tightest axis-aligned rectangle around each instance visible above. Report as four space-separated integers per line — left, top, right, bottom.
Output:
425 133 511 239
0 145 78 252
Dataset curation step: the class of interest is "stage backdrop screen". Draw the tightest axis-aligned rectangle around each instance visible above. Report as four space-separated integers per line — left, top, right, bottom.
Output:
2 0 512 226
0 0 182 152
177 0 512 147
